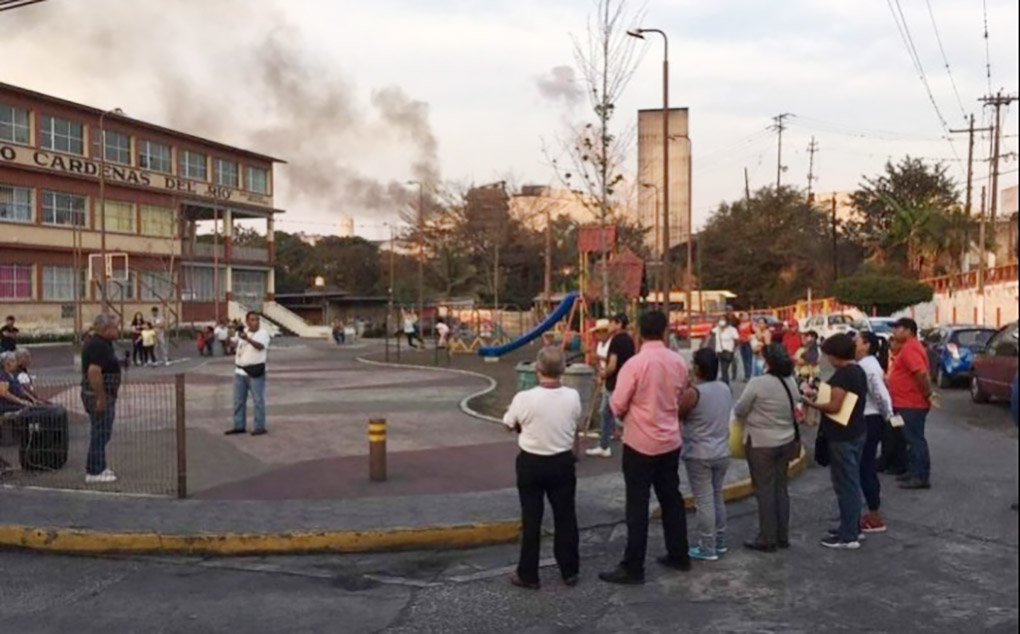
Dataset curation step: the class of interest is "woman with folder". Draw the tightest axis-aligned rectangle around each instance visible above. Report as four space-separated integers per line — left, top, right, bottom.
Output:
802 333 869 550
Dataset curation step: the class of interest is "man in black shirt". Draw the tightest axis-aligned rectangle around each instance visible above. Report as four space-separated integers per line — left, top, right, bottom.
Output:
81 313 122 484
804 333 868 550
587 313 636 458
0 315 18 353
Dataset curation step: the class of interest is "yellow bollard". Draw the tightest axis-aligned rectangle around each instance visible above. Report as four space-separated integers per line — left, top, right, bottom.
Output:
368 418 387 482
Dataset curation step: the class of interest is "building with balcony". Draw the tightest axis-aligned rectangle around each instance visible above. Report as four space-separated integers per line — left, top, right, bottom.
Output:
0 82 284 334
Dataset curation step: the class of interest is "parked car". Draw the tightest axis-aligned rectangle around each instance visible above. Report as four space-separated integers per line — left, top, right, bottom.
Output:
922 325 997 388
674 314 717 341
853 317 897 341
801 313 854 341
970 321 1019 403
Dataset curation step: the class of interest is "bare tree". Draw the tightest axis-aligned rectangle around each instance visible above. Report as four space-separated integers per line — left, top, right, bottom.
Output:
546 0 644 313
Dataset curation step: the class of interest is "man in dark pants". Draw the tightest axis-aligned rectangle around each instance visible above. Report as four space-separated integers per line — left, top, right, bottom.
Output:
81 313 122 484
502 346 581 589
600 311 691 584
887 318 935 490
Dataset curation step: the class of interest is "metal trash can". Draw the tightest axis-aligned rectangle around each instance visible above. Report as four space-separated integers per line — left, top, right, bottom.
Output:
515 362 538 392
562 363 597 415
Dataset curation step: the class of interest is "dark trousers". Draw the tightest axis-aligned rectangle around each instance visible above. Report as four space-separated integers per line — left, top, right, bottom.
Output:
879 423 908 474
861 415 884 512
900 408 931 484
131 339 143 365
739 343 753 379
830 435 866 543
746 441 791 546
82 394 117 476
621 445 689 574
719 351 734 386
516 450 579 583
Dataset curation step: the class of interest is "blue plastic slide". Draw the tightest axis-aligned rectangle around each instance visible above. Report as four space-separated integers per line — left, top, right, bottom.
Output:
478 292 579 358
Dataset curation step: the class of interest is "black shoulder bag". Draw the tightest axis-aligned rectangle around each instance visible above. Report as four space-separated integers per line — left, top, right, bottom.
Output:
775 375 805 464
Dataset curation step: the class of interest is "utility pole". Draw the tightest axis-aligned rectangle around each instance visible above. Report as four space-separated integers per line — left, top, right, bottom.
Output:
978 186 987 324
743 167 751 204
831 194 838 283
806 136 819 203
949 114 993 274
771 113 792 190
543 206 552 310
980 92 1018 224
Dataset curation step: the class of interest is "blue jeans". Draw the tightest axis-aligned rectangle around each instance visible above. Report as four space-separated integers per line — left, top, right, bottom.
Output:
233 373 266 432
860 415 884 512
739 343 753 380
600 389 615 450
899 408 930 484
83 394 117 475
829 435 865 542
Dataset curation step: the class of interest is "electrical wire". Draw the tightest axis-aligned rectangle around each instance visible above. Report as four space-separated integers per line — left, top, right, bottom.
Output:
982 0 993 94
924 0 967 119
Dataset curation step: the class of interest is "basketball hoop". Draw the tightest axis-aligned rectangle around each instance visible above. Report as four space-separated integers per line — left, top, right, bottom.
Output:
88 253 130 283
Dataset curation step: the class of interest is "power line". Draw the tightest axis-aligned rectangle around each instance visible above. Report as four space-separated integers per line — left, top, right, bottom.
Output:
982 0 993 94
924 0 967 119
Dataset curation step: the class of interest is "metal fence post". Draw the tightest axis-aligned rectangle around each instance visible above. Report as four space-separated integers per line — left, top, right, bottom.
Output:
175 373 187 499
368 418 387 481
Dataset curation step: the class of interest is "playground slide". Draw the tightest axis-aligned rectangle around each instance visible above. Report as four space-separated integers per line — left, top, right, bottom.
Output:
478 292 579 358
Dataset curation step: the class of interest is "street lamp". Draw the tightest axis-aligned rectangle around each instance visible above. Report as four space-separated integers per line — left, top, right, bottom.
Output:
98 106 124 313
627 27 670 318
640 182 660 308
407 180 425 340
669 133 694 318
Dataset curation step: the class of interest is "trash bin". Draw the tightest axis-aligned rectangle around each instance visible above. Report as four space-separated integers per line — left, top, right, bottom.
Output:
562 363 597 416
515 362 538 392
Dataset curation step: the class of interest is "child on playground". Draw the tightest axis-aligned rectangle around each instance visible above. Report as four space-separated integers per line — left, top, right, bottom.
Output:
141 322 157 366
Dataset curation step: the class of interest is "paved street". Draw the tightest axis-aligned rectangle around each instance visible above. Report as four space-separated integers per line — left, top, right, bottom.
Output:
1 388 1016 633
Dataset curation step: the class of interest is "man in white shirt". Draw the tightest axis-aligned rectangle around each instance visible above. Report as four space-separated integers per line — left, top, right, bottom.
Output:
711 318 739 386
503 346 582 590
213 320 230 356
151 306 169 365
226 312 271 436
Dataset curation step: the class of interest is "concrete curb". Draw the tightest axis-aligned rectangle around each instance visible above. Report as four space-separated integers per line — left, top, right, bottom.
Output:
355 355 502 424
0 454 808 556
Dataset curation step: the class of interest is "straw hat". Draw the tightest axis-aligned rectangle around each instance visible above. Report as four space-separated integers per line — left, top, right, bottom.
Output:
593 318 611 331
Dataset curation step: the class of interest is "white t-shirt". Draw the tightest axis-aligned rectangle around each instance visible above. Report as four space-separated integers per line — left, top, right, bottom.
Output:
214 325 229 342
403 317 416 334
436 322 450 337
234 328 271 376
596 339 610 369
503 385 581 456
714 325 738 353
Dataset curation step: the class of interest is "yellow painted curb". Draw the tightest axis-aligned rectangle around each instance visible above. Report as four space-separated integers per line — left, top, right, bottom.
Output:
0 521 520 556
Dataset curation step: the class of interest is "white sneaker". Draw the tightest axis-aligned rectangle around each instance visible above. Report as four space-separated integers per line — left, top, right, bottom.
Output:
585 447 612 458
85 469 117 484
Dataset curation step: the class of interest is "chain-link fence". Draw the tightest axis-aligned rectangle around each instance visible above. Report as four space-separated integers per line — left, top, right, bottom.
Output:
0 374 186 497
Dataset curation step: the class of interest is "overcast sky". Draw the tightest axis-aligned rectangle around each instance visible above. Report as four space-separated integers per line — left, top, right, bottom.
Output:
2 0 1017 238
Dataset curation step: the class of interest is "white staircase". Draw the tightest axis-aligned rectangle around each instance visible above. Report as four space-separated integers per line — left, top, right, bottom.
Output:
261 300 331 339
228 300 281 338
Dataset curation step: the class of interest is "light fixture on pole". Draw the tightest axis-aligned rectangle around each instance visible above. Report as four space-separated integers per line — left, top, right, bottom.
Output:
627 27 670 318
98 106 124 314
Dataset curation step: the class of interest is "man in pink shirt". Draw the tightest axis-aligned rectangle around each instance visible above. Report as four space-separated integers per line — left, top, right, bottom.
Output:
600 310 691 584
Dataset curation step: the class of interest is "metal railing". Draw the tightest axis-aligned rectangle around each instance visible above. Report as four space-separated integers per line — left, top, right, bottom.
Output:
232 245 269 263
0 374 186 497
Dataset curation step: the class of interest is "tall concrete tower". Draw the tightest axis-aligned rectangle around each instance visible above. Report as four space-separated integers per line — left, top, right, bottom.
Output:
637 107 690 256
336 216 354 238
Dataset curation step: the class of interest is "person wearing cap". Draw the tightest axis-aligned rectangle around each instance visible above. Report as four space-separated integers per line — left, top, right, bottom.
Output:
588 314 635 458
887 317 935 490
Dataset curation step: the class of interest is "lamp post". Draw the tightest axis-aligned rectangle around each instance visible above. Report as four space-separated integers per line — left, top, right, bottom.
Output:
627 27 670 318
407 180 425 339
669 133 694 320
640 182 660 308
98 107 123 314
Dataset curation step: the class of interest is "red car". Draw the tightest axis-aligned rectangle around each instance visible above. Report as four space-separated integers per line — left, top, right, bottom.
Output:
970 320 1019 403
673 314 718 340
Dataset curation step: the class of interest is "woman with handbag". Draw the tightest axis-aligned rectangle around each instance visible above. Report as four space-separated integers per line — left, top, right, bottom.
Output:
733 344 801 553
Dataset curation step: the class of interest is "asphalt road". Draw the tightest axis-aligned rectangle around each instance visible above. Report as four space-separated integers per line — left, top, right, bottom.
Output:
1 389 1017 633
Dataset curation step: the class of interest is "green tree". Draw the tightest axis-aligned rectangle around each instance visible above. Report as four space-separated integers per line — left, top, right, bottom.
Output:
834 274 934 316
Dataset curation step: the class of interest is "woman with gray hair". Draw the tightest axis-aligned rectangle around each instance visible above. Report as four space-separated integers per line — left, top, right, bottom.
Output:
503 346 582 589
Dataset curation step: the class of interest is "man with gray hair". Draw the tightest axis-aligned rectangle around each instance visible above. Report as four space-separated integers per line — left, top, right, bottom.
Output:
503 346 582 590
81 313 122 484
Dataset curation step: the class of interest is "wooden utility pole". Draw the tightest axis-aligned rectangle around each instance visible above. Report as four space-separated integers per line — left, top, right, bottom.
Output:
544 207 552 309
744 167 751 204
806 136 819 203
831 194 838 283
980 92 1018 224
772 113 792 190
950 115 994 274
978 186 987 324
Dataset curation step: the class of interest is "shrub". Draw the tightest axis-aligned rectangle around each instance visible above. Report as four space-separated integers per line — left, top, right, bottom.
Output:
834 274 934 316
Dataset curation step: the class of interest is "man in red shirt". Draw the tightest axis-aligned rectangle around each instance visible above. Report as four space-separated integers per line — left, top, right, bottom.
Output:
887 318 935 490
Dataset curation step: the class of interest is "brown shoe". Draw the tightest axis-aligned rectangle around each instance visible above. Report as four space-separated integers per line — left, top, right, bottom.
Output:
510 572 540 590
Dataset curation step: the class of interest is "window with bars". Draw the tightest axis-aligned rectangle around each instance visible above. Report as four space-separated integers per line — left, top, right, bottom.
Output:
246 166 269 195
138 139 172 173
140 205 176 237
139 270 174 301
93 129 131 164
216 159 238 188
41 190 87 227
179 150 208 181
0 103 30 145
0 264 33 300
103 200 136 233
42 266 84 301
1 184 33 223
40 115 84 155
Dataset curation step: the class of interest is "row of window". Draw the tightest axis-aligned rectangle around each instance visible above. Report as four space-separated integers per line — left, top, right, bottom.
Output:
0 263 171 302
1 183 176 236
1 103 271 195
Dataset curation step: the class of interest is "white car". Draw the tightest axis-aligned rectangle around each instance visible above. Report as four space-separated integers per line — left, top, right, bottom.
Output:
853 317 897 341
801 313 855 341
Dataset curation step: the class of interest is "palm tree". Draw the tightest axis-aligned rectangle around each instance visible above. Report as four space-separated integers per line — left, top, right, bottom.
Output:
886 196 943 275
